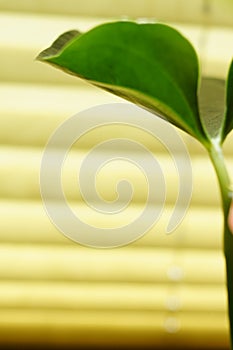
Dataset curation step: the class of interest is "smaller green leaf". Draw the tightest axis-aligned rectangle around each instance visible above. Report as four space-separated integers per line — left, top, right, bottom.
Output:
198 77 226 141
224 60 233 140
37 21 209 144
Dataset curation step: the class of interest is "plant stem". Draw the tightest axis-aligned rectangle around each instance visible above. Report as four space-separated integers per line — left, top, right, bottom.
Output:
225 221 233 349
207 139 233 348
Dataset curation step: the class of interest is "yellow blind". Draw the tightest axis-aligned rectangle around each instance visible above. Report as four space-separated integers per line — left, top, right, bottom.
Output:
1 1 233 348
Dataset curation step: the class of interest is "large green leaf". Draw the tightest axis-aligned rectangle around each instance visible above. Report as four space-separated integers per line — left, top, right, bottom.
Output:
37 21 208 143
224 60 233 140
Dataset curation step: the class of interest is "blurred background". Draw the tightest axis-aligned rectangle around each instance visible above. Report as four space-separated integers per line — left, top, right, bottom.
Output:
0 0 233 349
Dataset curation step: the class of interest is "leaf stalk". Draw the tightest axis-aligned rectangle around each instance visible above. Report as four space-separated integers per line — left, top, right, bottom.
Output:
207 140 233 348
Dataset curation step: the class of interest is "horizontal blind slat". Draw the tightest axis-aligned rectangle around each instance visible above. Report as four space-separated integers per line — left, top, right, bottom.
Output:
0 309 228 348
1 0 233 27
0 244 224 284
1 146 232 206
0 200 222 249
0 281 226 312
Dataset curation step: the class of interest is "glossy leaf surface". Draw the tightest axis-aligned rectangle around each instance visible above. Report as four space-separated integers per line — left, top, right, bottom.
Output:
38 21 208 142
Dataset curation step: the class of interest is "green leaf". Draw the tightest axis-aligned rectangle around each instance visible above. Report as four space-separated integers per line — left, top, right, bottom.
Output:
37 21 208 143
224 60 233 140
198 77 226 141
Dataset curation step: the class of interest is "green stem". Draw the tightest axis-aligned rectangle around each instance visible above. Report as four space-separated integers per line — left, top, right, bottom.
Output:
207 139 233 348
225 221 233 349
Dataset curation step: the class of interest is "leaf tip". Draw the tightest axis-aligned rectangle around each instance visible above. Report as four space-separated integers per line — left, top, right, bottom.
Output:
36 29 81 62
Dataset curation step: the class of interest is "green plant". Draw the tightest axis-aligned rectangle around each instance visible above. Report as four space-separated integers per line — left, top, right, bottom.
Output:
37 21 233 347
